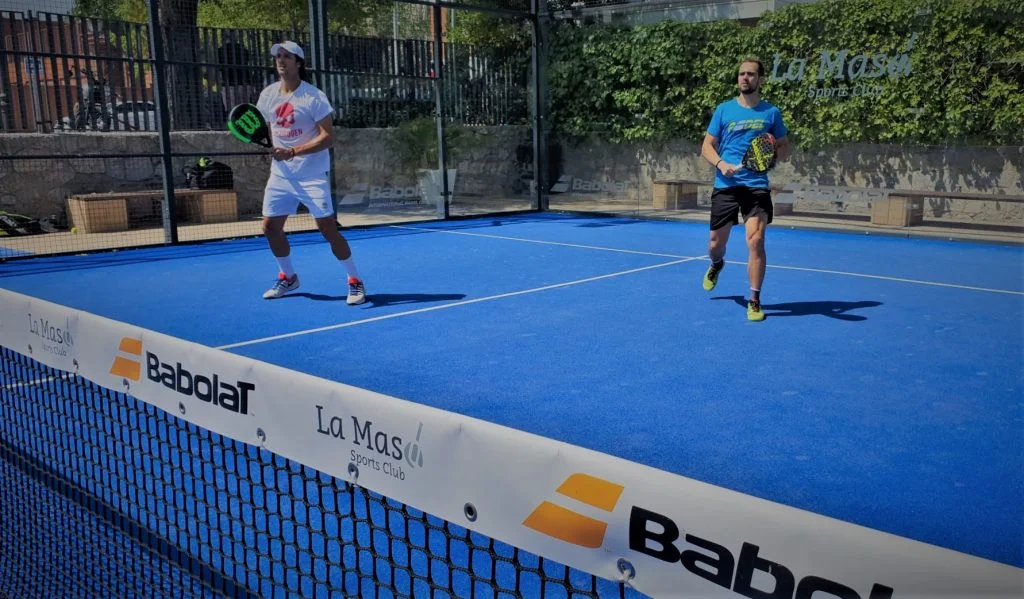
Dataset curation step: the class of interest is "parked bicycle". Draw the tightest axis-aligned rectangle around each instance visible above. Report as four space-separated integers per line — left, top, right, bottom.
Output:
66 67 113 131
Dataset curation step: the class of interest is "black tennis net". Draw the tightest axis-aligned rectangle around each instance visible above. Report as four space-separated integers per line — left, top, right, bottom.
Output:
0 345 640 598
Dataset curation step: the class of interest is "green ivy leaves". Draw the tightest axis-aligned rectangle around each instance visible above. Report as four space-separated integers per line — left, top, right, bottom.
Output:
547 0 1024 148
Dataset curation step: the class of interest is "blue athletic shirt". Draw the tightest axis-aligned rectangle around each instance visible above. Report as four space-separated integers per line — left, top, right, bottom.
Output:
706 98 788 190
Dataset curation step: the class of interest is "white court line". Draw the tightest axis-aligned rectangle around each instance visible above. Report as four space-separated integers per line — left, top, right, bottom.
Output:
396 224 1024 296
2 377 53 391
3 373 66 391
216 258 697 350
735 261 1024 296
389 225 687 258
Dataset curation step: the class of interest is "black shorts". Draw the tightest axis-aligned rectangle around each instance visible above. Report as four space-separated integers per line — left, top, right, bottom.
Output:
710 186 773 231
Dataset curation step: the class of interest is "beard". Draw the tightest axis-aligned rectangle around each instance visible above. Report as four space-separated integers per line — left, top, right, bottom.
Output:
740 83 759 95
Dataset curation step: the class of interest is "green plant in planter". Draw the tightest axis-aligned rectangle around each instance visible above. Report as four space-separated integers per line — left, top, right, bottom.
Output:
390 117 473 172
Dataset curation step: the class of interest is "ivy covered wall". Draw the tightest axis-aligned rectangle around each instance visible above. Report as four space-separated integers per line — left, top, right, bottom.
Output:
547 0 1024 148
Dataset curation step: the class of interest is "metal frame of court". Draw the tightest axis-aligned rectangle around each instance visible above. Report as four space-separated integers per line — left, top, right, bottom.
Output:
4 0 1020 260
126 0 546 245
0 0 545 254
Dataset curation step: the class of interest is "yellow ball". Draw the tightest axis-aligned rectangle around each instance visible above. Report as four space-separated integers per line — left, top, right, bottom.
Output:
71 227 78 234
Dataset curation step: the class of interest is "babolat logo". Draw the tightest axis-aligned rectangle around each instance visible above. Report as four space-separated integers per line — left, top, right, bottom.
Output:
110 337 143 381
630 507 895 599
338 183 423 207
370 185 421 200
526 473 895 599
522 473 625 548
549 174 629 194
109 337 253 414
549 175 574 194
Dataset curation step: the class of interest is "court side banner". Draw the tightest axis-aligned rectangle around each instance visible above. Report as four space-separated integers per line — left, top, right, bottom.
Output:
1 289 1020 599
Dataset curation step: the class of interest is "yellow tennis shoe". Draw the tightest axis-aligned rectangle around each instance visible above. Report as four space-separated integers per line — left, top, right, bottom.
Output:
747 299 765 322
702 262 723 291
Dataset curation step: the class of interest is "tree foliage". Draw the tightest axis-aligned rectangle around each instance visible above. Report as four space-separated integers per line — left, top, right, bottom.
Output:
75 0 394 34
74 0 146 22
447 11 530 55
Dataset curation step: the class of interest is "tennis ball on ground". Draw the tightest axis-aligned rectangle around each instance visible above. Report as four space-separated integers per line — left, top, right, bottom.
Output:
71 226 78 234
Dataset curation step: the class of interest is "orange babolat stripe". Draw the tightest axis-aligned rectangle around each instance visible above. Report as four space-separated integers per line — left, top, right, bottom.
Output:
118 337 142 355
555 473 624 512
522 501 608 549
109 356 141 381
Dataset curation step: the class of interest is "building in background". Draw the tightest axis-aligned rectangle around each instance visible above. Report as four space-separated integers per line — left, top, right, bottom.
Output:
547 0 822 26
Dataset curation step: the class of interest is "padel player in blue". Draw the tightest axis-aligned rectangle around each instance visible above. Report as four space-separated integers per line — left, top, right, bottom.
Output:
701 57 790 321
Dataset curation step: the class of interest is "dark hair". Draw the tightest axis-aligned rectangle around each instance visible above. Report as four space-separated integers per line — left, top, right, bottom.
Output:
739 57 766 77
297 57 309 82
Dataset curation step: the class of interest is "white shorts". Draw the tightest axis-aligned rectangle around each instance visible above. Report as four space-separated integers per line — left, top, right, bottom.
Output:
263 175 334 219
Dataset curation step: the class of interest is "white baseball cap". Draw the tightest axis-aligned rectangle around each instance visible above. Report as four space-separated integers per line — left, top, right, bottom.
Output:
270 41 304 61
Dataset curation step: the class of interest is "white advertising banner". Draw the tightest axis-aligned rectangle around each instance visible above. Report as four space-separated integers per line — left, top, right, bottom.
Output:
0 289 1020 599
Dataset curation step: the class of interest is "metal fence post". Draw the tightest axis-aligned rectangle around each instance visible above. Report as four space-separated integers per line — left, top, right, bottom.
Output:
307 0 337 215
0 22 10 131
432 1 449 219
531 0 548 211
147 0 178 244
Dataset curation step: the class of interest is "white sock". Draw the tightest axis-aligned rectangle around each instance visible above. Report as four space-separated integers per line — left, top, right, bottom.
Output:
341 257 360 281
275 255 295 278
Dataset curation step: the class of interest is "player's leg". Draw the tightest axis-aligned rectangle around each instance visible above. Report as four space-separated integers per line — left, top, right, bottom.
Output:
704 188 740 291
314 216 352 261
741 188 773 321
299 179 367 306
261 177 301 299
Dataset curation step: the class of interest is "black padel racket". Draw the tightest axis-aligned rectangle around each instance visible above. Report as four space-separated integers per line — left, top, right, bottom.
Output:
227 103 272 148
741 132 777 173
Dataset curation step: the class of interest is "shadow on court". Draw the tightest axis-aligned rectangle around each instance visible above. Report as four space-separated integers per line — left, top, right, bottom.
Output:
365 293 467 307
575 219 647 228
712 296 883 321
281 292 467 306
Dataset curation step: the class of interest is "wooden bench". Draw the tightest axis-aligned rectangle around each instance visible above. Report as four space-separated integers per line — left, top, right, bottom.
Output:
652 180 700 210
67 189 239 233
652 179 789 212
870 193 923 227
651 178 1024 227
871 189 1024 227
774 184 1024 226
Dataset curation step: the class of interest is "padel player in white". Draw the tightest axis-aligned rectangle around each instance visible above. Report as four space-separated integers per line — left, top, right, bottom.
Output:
257 40 365 305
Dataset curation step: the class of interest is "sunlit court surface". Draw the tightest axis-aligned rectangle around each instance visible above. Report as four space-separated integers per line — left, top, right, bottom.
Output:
2 0 1023 597
3 212 1022 598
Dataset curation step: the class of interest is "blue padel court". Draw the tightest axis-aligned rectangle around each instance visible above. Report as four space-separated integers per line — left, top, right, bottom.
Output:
2 212 1021 572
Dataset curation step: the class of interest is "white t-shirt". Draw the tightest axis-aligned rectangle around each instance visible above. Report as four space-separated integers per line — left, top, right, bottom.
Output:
256 80 334 180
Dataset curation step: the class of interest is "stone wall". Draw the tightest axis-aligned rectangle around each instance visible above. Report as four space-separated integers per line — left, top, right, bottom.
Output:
0 126 533 222
2 129 1021 226
554 136 1024 225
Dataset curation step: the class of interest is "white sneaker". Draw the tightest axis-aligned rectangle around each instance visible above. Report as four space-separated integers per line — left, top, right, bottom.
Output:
263 273 300 299
346 277 366 305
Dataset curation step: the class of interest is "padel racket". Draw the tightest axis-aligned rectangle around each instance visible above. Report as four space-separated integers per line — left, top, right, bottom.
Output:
227 103 272 148
741 132 777 173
